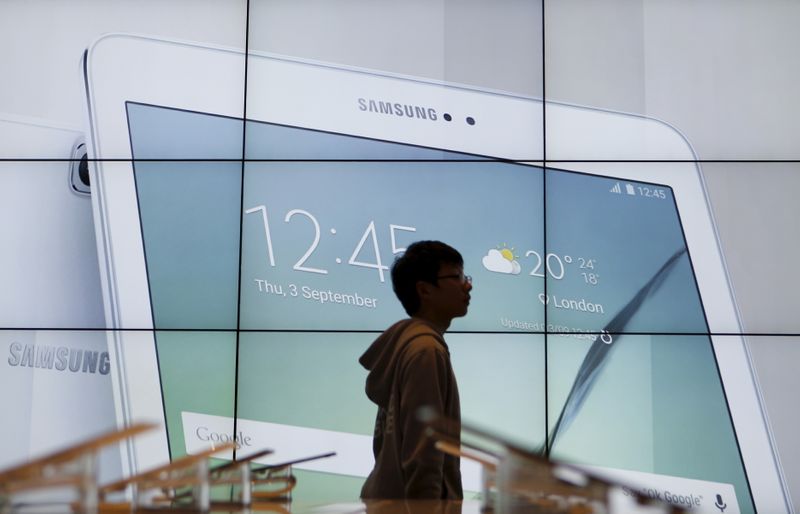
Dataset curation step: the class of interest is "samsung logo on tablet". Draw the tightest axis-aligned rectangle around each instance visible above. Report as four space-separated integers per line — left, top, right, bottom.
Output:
7 342 110 375
358 98 438 121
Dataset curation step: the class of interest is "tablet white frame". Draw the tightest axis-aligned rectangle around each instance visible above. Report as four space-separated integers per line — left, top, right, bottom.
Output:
83 34 789 512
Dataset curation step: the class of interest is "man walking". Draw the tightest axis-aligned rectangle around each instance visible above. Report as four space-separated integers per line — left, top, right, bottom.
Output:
359 241 472 499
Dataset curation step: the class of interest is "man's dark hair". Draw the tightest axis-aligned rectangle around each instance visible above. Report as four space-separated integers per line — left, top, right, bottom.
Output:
391 241 464 316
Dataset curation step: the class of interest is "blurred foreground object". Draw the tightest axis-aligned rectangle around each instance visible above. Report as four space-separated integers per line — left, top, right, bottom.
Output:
421 408 687 514
0 422 156 514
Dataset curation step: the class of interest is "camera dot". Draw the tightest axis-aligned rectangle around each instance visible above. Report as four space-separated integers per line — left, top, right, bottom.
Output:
466 117 476 125
443 113 452 122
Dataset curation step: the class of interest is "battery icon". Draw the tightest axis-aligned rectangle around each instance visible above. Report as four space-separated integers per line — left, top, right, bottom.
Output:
625 183 636 195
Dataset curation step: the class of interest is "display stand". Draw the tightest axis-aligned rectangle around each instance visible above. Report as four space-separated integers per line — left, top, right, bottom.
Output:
422 410 688 514
0 423 156 514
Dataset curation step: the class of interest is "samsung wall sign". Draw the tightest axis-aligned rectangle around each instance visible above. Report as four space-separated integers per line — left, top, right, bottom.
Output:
7 342 110 375
357 98 438 121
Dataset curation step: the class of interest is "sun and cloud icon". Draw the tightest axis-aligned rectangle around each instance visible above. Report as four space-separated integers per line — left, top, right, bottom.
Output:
482 244 522 275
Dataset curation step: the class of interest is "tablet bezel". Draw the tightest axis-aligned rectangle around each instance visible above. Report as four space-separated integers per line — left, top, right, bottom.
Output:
83 34 789 512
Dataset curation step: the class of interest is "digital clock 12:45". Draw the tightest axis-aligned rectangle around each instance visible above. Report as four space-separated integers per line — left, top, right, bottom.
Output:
637 186 667 199
245 204 417 283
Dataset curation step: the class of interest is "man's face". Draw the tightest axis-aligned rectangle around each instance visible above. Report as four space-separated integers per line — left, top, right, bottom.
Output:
424 263 473 322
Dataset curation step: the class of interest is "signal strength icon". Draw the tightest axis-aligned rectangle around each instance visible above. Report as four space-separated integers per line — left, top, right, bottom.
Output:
610 182 622 194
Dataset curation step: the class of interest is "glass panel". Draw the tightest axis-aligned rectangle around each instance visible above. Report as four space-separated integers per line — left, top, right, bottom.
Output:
132 158 242 330
0 329 121 482
247 0 542 95
235 331 545 497
545 0 800 160
157 331 237 461
745 335 800 509
240 160 544 331
547 333 754 514
127 103 245 329
452 333 546 450
0 161 104 328
0 0 247 156
235 331 374 499
246 0 544 161
702 162 800 333
127 102 244 161
544 164 707 335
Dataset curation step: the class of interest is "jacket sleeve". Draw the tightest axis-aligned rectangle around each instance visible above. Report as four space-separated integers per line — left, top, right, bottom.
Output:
397 336 452 499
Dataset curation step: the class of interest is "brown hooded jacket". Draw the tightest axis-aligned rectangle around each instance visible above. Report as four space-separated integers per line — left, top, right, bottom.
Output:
359 318 462 499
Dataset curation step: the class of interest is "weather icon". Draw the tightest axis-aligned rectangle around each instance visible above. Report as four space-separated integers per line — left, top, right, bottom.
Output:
482 244 521 275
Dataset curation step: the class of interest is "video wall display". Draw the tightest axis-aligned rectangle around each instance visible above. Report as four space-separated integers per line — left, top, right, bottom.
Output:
2 1 798 513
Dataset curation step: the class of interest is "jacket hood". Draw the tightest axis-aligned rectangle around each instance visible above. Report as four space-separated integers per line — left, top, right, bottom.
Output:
359 318 445 407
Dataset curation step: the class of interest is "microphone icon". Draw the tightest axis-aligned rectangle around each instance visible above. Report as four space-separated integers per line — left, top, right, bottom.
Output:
714 493 727 512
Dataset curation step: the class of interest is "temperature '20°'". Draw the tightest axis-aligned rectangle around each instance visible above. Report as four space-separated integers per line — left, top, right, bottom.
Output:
481 244 599 285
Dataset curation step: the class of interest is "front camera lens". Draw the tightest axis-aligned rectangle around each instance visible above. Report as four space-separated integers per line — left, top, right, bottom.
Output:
466 117 475 125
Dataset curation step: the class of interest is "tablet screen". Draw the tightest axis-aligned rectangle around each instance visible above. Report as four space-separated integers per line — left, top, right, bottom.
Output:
125 101 753 512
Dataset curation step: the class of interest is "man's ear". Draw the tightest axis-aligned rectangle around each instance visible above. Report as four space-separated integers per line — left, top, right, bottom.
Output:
416 280 434 303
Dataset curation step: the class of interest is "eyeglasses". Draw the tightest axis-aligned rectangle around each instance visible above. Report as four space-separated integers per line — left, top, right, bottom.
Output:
436 273 472 284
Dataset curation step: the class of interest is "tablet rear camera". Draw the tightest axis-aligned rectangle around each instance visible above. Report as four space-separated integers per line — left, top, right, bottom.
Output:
70 142 91 195
78 155 90 186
